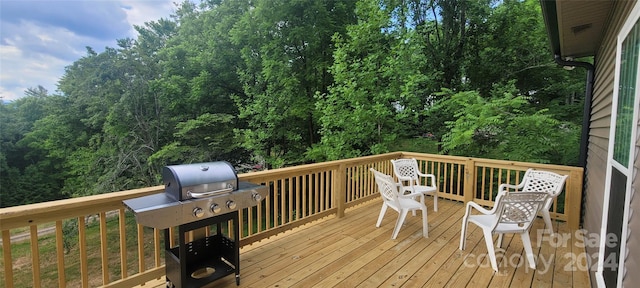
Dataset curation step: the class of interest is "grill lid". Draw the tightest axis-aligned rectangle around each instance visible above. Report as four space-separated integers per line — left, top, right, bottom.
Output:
163 161 238 201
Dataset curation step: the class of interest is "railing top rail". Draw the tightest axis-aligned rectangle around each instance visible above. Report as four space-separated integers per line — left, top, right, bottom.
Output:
239 152 402 181
470 158 583 172
400 151 583 173
0 185 164 230
399 152 471 162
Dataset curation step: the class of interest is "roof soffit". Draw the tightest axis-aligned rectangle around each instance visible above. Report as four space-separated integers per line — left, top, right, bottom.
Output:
541 0 614 58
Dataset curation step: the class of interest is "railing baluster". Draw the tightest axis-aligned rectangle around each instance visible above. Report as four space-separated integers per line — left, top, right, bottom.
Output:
315 172 320 213
358 165 363 200
282 178 287 223
169 226 175 248
289 176 294 223
302 174 308 217
55 220 66 287
30 225 41 288
479 165 485 199
267 181 273 229
257 185 263 232
154 228 161 267
296 175 302 220
456 163 462 197
347 167 357 202
238 209 243 238
489 167 495 200
275 179 280 226
100 212 108 285
79 216 88 288
2 230 13 288
247 203 254 236
137 224 145 273
321 171 326 211
119 209 128 279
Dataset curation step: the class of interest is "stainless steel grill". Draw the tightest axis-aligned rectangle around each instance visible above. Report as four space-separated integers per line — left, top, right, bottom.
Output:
124 161 267 230
123 161 267 288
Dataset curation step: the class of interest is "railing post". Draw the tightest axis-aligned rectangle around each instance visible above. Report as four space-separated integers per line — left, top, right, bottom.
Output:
463 158 476 203
335 164 346 218
567 169 584 230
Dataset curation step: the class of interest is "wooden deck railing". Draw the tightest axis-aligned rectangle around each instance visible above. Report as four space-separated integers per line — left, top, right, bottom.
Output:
0 152 583 287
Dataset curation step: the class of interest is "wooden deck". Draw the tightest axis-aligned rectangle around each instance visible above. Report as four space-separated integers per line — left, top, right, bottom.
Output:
139 198 591 288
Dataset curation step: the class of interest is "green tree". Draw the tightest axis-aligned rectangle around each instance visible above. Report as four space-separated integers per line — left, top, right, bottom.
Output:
50 18 178 195
417 0 492 90
310 0 433 161
464 0 586 113
437 84 580 165
1 90 68 206
150 1 250 167
231 0 357 167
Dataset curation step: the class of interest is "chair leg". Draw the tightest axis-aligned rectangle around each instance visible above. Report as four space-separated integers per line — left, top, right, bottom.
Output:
411 193 423 217
420 207 428 238
542 210 554 236
482 229 499 272
521 231 536 269
459 217 468 250
497 233 504 248
433 191 438 212
376 204 388 228
392 209 410 239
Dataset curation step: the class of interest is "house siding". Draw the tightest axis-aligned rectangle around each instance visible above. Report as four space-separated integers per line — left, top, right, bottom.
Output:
585 0 638 286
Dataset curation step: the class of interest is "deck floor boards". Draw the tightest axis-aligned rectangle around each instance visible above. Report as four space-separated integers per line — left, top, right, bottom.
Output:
137 198 590 288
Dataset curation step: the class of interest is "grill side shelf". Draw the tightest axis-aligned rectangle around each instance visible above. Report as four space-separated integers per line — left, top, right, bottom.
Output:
123 193 182 229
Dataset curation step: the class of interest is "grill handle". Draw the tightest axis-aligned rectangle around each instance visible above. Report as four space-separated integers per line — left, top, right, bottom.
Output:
188 186 234 198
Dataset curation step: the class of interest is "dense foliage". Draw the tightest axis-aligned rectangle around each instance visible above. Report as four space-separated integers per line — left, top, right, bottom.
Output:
0 0 587 207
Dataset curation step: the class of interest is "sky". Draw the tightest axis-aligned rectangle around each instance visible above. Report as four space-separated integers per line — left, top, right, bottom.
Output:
0 0 177 101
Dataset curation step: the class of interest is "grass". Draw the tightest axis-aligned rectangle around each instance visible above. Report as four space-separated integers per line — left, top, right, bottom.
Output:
7 223 55 237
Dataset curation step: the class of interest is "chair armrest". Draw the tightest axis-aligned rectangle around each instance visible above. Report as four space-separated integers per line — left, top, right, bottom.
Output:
398 184 423 198
396 175 413 182
466 201 493 215
416 173 437 186
399 191 425 203
498 183 519 192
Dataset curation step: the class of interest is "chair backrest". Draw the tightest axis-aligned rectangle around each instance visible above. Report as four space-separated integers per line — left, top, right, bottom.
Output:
391 158 420 181
520 169 569 197
370 168 399 204
493 191 548 232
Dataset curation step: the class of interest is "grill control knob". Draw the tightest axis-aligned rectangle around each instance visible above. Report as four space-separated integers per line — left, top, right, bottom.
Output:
226 200 237 210
252 193 262 202
210 204 221 214
193 208 204 218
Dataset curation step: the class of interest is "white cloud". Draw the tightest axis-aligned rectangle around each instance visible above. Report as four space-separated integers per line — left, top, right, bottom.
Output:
122 0 176 28
0 0 176 101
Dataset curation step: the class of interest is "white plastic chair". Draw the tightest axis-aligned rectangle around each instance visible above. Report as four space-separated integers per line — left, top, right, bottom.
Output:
370 168 428 239
459 191 549 272
391 158 438 212
499 169 568 235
